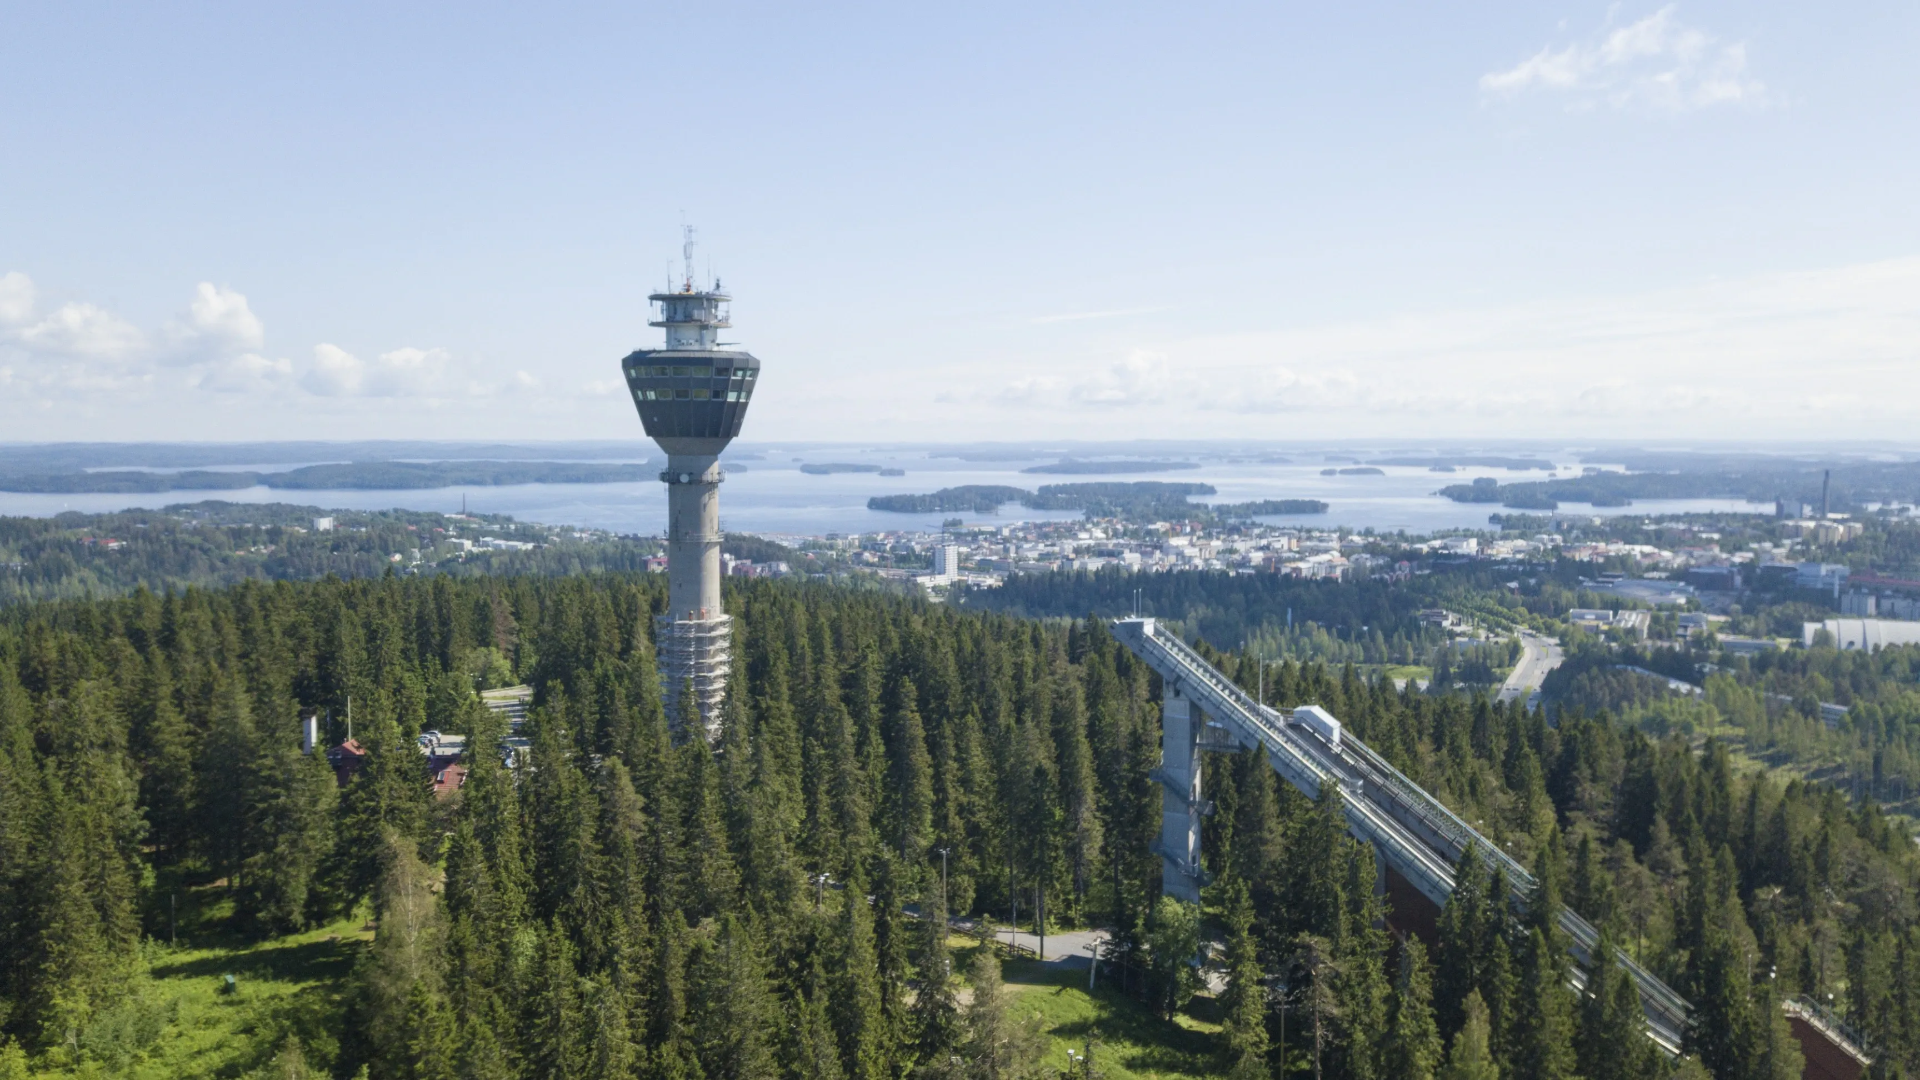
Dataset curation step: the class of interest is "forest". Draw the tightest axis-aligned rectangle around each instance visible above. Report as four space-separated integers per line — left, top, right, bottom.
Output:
1543 638 1920 820
0 504 830 607
1 570 1918 1078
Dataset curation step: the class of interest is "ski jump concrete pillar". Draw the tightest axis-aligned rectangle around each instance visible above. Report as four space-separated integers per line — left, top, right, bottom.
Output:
1157 687 1204 903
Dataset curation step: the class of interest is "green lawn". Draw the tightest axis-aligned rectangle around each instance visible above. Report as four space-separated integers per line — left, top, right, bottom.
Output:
24 913 1221 1079
987 946 1223 1080
27 885 368 1080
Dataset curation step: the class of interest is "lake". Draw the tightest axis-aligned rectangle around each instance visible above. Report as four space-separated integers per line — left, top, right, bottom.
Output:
0 452 1776 537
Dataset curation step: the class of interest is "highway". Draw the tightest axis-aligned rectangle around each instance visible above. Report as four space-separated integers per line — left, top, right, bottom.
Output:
1497 629 1563 706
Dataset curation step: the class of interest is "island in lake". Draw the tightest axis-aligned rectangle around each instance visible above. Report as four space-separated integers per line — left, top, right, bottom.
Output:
0 460 659 494
870 481 1326 521
1021 459 1199 475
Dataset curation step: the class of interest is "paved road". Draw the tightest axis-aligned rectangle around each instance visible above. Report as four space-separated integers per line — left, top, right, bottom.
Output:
954 917 1106 967
1497 630 1563 706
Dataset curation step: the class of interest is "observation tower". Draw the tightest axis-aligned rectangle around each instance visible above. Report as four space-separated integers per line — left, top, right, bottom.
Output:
620 229 762 739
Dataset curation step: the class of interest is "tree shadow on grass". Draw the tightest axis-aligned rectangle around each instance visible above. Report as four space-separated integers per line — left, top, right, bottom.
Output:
151 935 362 985
1008 964 1220 1077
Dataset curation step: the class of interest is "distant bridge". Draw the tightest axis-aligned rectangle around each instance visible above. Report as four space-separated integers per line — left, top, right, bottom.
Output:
1111 617 1871 1076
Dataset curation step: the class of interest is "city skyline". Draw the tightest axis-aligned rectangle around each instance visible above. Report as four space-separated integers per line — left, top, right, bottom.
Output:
3 1 1917 442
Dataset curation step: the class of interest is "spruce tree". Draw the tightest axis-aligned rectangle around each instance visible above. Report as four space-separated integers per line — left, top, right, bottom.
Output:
1509 927 1578 1080
675 734 740 921
580 975 640 1080
1218 878 1271 1080
687 915 780 1080
334 706 431 905
1435 845 1489 1039
524 923 586 1080
884 679 935 867
197 675 260 885
828 871 889 1080
791 956 849 1080
1441 990 1499 1080
241 725 339 932
910 880 961 1065
960 948 1047 1080
1746 975 1804 1080
132 654 196 860
1387 939 1442 1080
359 834 450 1080
1577 928 1654 1080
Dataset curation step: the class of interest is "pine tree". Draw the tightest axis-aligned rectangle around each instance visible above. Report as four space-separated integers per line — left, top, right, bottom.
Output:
1049 676 1102 918
871 853 912 1054
1287 933 1341 1080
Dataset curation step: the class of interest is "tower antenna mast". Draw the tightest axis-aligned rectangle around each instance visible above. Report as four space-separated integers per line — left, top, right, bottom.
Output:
682 225 697 292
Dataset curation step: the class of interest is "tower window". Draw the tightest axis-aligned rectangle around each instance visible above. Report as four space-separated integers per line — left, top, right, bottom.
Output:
672 366 688 377
691 389 710 400
675 389 690 399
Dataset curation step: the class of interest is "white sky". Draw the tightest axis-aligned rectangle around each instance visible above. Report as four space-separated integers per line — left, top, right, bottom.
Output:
2 2 1917 444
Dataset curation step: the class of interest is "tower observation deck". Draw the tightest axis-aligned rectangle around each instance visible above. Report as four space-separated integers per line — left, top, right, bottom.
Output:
621 230 762 738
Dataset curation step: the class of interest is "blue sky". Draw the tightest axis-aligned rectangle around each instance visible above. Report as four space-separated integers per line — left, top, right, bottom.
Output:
3 2 1917 443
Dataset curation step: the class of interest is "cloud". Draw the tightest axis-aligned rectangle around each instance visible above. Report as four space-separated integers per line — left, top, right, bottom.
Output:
1481 7 1763 111
165 282 265 364
959 255 1920 438
300 343 460 397
14 301 148 362
197 353 295 394
1027 306 1166 325
0 272 34 324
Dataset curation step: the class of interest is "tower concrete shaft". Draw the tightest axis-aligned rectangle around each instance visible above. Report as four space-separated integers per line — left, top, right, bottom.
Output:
620 236 761 740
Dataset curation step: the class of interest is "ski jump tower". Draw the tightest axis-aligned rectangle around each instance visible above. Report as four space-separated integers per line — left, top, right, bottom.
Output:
621 229 762 738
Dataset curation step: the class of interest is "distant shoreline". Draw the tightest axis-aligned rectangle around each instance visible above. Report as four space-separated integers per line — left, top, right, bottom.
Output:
0 460 659 494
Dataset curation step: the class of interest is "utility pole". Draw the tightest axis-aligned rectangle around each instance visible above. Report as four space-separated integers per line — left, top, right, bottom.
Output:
936 848 950 944
1037 884 1045 961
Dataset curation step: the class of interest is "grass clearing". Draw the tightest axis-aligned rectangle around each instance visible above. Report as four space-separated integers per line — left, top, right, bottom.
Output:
981 945 1222 1080
28 881 369 1080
